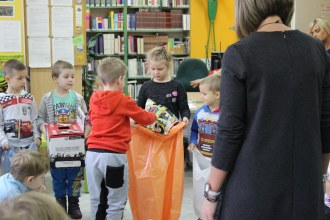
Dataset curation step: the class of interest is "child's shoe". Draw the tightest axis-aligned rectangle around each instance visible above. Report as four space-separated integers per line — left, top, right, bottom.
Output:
56 196 67 212
68 196 82 219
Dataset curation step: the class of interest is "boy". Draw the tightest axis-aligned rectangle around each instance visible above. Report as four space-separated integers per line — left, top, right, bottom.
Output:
37 60 89 219
0 150 49 203
188 74 221 157
0 59 40 175
86 57 157 220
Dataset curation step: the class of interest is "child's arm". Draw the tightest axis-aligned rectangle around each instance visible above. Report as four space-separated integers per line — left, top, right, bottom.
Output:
36 96 48 136
0 106 8 150
177 83 191 127
31 96 41 147
126 97 157 125
136 84 147 108
188 112 199 152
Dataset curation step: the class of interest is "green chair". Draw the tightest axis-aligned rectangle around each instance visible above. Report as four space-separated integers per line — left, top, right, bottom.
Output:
175 58 209 92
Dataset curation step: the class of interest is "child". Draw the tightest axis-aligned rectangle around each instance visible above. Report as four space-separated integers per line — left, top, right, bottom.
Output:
187 74 221 220
0 191 68 220
37 60 89 219
0 150 49 203
0 59 41 175
188 74 221 156
86 57 156 220
137 46 191 127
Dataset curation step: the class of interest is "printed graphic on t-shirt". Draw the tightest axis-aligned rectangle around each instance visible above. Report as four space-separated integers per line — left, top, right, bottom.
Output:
53 103 76 123
197 110 219 157
4 119 33 139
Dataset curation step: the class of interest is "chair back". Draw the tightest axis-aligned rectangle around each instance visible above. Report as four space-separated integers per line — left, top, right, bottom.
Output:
176 58 209 92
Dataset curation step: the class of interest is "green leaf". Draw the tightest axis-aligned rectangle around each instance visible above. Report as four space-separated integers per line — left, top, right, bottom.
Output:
208 0 218 21
88 33 102 48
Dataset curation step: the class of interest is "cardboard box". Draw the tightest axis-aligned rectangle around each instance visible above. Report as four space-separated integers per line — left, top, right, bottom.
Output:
46 122 85 169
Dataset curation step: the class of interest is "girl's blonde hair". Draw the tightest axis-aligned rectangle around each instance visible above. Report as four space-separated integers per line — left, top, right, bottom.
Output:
146 46 173 71
11 150 49 183
52 60 73 79
308 17 330 37
200 74 221 93
0 192 68 220
235 0 294 39
97 57 127 84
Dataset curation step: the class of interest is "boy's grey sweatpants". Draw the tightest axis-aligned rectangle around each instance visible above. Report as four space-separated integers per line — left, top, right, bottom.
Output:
86 150 128 220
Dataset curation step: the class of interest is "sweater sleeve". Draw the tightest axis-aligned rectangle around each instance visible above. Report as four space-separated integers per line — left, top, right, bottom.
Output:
31 96 40 139
126 97 157 125
321 53 330 153
137 83 148 109
0 105 8 146
190 109 199 145
36 95 48 131
211 45 246 172
176 82 191 119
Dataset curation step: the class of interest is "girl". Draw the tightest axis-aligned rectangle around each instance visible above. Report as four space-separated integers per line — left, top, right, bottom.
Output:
37 60 89 219
137 46 190 127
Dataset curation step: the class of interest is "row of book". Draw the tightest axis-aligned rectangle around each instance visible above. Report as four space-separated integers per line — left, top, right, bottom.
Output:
88 34 124 55
127 11 190 30
86 0 124 7
86 10 190 31
127 81 143 101
88 33 189 55
86 10 124 30
86 0 189 7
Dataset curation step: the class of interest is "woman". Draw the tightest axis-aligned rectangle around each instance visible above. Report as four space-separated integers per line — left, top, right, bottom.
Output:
202 0 330 219
308 17 330 55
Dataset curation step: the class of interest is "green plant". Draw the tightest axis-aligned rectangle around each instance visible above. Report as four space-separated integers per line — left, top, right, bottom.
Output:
82 34 101 108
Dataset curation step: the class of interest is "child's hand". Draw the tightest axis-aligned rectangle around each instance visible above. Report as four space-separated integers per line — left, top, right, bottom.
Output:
2 143 9 151
190 79 203 88
187 143 196 152
34 137 41 147
130 118 137 128
182 117 189 128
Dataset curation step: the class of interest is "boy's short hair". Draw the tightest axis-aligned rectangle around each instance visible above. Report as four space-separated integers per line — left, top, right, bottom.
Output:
97 57 127 84
11 151 50 182
3 60 26 77
199 74 221 93
52 60 73 79
0 192 68 220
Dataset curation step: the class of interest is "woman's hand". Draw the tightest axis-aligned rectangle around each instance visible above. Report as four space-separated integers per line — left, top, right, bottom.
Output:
202 199 218 220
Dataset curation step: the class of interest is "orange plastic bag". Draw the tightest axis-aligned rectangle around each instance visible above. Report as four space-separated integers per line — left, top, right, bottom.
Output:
127 122 185 220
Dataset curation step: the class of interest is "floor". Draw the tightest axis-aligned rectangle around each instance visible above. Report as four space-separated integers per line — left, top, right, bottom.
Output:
46 167 197 220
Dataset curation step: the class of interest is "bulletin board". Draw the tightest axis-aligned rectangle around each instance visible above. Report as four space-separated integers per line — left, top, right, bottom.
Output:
0 0 25 92
25 0 86 67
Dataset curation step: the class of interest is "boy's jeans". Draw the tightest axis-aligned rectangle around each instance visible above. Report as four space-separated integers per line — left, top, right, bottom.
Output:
0 142 37 175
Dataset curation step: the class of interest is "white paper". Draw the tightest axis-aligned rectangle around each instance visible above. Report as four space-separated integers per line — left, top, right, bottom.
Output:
0 20 21 52
52 38 74 65
27 6 49 37
28 38 51 68
26 0 48 6
320 1 330 13
51 0 72 6
51 7 73 37
75 5 82 27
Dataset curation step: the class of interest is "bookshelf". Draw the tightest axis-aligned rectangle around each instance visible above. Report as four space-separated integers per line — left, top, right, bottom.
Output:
85 0 190 100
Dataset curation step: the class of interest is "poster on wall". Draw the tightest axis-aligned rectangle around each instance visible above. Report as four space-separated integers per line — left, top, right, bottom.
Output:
26 0 48 5
28 37 51 68
0 20 21 52
27 6 49 37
